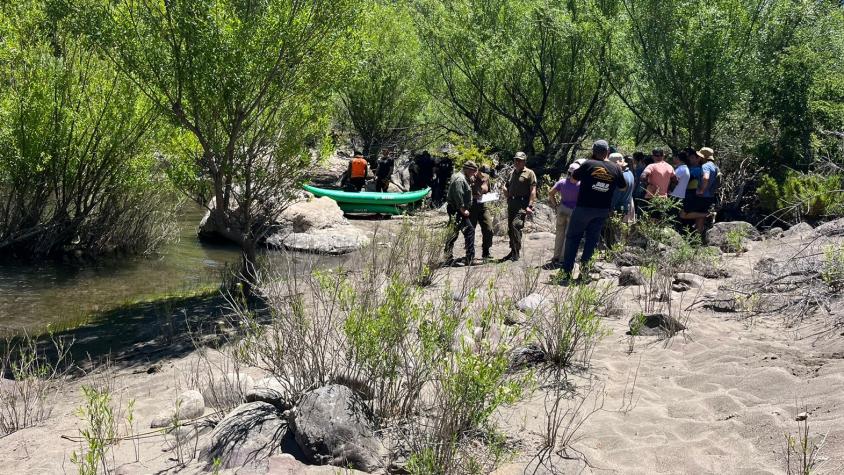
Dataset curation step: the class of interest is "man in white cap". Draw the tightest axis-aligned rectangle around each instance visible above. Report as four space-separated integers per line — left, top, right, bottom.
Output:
560 140 628 282
501 151 537 262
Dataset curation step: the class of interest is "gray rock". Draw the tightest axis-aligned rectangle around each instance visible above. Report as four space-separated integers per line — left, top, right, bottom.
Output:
615 251 645 267
268 227 369 255
246 377 293 411
278 197 348 232
509 345 545 369
628 313 686 336
515 293 548 314
702 291 740 312
198 402 285 471
527 231 556 241
706 221 760 252
150 390 205 428
671 273 704 292
814 217 844 237
783 222 814 238
268 454 371 474
201 372 255 409
618 267 645 286
291 385 384 472
765 227 784 238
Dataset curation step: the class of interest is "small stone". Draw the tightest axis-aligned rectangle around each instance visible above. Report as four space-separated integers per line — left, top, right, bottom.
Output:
150 390 205 428
795 412 808 422
783 222 814 238
628 313 686 336
765 227 784 238
618 267 645 286
672 273 704 292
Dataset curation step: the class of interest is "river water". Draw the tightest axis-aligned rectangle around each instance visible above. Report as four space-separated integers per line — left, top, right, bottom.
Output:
0 207 344 335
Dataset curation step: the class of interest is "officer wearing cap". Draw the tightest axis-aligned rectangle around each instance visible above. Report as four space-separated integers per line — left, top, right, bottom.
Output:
469 165 494 261
444 161 478 266
501 152 537 262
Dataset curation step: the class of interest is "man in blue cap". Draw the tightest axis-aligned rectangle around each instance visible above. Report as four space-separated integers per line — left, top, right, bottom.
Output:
560 140 628 282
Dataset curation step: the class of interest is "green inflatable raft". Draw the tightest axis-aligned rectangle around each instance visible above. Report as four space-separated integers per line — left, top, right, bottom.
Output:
303 185 430 215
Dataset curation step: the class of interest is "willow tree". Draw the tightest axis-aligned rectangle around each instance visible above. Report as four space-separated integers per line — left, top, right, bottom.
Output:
614 0 773 150
0 1 168 259
414 0 619 170
84 0 359 281
339 2 428 162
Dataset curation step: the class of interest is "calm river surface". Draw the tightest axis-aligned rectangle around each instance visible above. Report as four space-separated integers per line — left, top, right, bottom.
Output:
0 207 345 334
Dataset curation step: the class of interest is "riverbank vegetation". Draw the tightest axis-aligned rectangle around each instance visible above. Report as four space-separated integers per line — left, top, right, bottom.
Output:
3 0 842 268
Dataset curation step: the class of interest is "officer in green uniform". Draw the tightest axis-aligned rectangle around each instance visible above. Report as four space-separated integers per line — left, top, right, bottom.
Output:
469 166 494 261
502 152 537 262
444 161 478 266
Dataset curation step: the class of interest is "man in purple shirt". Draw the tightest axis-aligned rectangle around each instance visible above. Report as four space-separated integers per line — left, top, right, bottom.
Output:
547 166 580 266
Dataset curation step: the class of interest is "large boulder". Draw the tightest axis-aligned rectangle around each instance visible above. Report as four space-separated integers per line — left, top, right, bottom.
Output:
278 197 347 232
200 372 255 410
783 222 815 238
270 228 369 255
815 217 844 237
705 221 760 252
266 198 370 254
199 401 286 471
291 384 384 472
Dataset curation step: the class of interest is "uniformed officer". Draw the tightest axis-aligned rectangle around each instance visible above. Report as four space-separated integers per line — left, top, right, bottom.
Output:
501 152 537 262
444 161 478 266
469 166 494 261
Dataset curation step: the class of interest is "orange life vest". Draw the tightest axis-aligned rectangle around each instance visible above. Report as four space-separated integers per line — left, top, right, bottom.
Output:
350 157 368 179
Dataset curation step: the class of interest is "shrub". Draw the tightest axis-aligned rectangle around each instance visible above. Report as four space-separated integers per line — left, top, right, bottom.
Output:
757 172 844 222
821 243 844 292
0 333 73 434
70 385 119 475
531 284 612 369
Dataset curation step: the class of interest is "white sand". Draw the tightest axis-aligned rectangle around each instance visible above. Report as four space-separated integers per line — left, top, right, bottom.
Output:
2 221 843 474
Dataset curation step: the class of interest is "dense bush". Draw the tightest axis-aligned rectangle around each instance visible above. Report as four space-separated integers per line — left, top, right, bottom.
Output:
0 3 175 259
757 172 844 222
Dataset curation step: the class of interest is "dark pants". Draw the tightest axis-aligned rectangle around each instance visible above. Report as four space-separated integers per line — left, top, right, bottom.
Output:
507 198 529 256
375 178 390 192
444 212 475 262
470 203 493 257
562 207 610 275
347 177 365 192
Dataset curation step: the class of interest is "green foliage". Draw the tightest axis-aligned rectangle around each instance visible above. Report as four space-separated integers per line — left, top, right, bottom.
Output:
725 227 749 254
533 285 611 368
821 244 844 293
71 385 117 475
80 0 361 272
339 1 427 160
0 0 174 259
414 0 618 168
451 136 493 170
757 172 844 221
616 0 773 149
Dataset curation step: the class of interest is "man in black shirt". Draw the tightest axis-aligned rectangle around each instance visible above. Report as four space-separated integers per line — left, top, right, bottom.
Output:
375 149 395 192
560 140 628 281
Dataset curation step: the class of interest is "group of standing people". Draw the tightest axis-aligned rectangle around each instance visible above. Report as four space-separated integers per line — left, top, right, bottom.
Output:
444 152 537 266
443 140 721 280
341 149 396 193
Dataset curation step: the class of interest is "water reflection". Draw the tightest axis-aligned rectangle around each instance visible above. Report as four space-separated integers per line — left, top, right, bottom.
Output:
0 206 344 334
